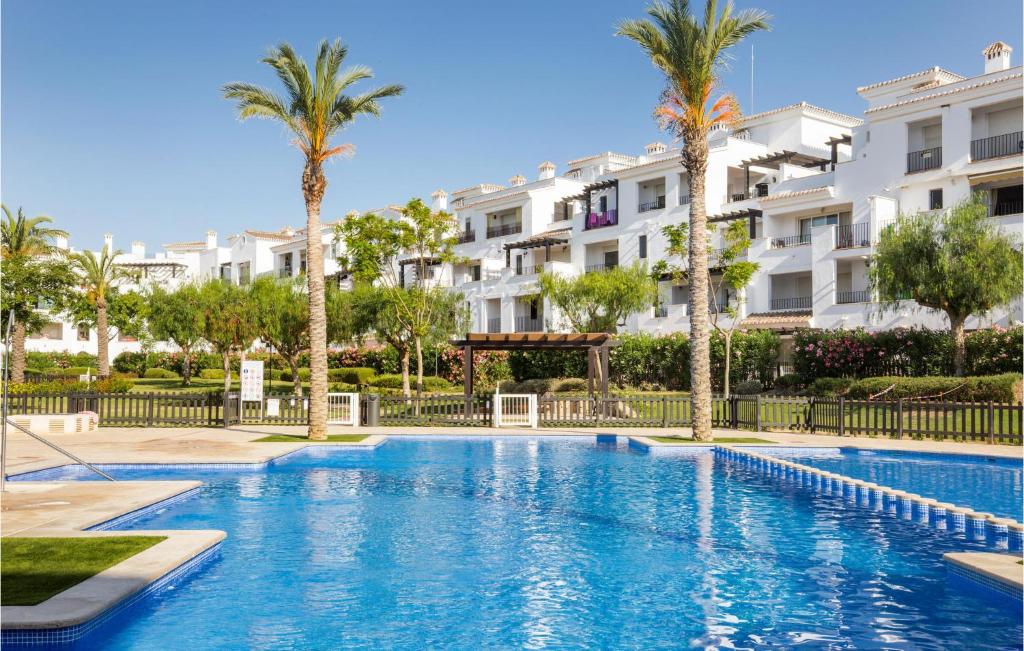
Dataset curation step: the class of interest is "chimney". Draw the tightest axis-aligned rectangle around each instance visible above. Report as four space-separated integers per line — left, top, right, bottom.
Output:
645 142 667 156
509 174 526 187
430 189 448 211
538 161 556 180
131 241 145 258
983 41 1012 74
53 234 69 250
103 233 113 252
206 230 218 249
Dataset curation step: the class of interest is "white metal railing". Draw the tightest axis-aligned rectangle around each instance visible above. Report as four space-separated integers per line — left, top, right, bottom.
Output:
493 393 538 428
327 393 360 426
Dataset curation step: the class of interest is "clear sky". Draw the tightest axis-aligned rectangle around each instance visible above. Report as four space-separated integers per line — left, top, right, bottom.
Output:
3 0 1021 251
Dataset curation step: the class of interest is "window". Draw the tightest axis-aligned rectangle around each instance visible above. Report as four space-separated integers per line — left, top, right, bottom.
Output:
599 196 607 213
638 235 648 259
529 297 539 320
238 262 251 285
77 323 90 341
799 214 838 237
470 265 481 282
993 185 1023 216
299 250 307 274
515 255 523 275
29 323 63 340
604 250 619 269
929 189 943 210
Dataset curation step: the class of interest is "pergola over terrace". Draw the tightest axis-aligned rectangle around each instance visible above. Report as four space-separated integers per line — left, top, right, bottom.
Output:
451 332 620 399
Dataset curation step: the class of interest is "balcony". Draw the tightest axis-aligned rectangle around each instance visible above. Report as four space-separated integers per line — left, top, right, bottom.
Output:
486 223 521 239
907 146 942 173
585 210 618 230
836 290 871 304
653 305 668 318
585 263 618 273
992 199 1023 216
514 317 543 332
971 131 1023 161
514 264 544 277
457 230 477 244
770 296 811 311
679 194 691 205
769 234 811 249
487 318 501 333
638 197 666 213
835 223 870 249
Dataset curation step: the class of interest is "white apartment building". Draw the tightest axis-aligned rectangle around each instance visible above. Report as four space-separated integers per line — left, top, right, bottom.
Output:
443 41 1023 348
23 42 1022 362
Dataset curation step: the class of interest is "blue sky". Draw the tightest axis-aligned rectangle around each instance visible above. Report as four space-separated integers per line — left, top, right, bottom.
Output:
3 0 1021 251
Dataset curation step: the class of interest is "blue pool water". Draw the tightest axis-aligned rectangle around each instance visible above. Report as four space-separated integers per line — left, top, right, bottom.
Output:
764 448 1024 521
13 438 1023 649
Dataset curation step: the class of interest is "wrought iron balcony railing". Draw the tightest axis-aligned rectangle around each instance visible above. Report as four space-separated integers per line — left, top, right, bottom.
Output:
907 146 942 173
770 296 812 311
970 131 1023 161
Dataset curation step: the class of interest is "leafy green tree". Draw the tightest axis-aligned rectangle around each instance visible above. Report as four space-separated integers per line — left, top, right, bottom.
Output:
147 284 205 386
539 262 658 333
250 276 309 396
198 280 259 394
59 287 150 366
337 198 465 395
655 219 759 396
224 39 403 439
66 246 132 377
869 194 1023 376
617 0 769 439
0 206 72 381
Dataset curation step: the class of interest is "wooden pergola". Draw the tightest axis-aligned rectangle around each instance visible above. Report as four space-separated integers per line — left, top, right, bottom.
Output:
451 332 620 399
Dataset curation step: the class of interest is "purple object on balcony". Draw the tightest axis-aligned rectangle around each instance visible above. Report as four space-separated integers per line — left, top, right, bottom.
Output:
586 209 618 230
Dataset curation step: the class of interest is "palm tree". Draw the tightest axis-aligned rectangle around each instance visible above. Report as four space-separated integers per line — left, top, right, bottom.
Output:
68 246 127 378
1 205 69 381
223 40 403 440
617 0 768 441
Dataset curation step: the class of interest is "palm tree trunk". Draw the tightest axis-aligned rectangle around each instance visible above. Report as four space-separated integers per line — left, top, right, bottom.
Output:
684 140 713 441
303 162 329 440
949 312 967 376
96 301 110 378
10 321 27 383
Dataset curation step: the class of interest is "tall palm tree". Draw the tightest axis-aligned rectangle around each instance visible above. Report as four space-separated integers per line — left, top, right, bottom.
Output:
1 205 69 381
223 40 403 440
617 0 768 441
68 246 127 378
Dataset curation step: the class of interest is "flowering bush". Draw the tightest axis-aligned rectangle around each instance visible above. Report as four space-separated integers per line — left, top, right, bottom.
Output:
25 351 97 370
438 346 512 389
793 326 1021 379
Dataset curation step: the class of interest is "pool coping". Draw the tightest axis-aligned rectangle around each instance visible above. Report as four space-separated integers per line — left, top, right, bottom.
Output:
944 552 1024 601
1 529 225 632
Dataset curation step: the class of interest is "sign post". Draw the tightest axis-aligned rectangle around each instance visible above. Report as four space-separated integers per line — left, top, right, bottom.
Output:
240 360 265 422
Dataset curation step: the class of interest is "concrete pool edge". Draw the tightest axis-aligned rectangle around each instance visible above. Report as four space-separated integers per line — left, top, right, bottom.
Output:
1 530 225 640
944 552 1024 602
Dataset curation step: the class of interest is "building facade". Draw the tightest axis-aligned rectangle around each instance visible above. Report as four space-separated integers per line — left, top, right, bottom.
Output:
23 43 1023 362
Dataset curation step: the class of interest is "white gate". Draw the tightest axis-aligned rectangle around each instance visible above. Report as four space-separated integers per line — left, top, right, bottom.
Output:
327 393 360 426
493 393 538 428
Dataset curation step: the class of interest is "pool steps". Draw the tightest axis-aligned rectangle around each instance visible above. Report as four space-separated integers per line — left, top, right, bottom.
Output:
715 446 1024 552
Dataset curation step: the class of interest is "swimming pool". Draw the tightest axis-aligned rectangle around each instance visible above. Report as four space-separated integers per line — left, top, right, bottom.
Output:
762 447 1023 521
10 438 1023 649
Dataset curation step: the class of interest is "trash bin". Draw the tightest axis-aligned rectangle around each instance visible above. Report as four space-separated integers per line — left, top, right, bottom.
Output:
364 393 380 427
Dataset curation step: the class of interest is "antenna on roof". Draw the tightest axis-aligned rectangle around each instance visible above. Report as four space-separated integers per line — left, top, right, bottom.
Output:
750 44 755 114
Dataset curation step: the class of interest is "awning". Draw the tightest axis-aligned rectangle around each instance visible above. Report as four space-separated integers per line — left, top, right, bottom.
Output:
503 227 571 251
741 150 829 170
969 169 1023 185
740 310 812 331
708 208 762 223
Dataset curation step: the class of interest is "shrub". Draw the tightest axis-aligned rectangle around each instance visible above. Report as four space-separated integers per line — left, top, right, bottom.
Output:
328 382 359 393
280 368 311 382
25 351 97 370
437 346 512 389
113 351 148 375
552 378 589 392
371 374 452 391
55 366 92 378
329 367 376 385
143 368 179 379
773 374 804 392
806 377 855 397
733 380 763 395
199 369 226 380
7 378 133 394
846 374 1022 403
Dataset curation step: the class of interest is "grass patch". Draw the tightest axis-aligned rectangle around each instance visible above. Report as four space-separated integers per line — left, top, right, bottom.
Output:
648 436 775 444
1 536 166 606
252 434 368 443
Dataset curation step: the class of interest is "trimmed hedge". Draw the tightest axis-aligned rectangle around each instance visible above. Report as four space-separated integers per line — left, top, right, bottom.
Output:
371 374 452 391
198 369 226 380
498 378 591 394
8 378 134 394
142 368 179 379
733 380 763 395
280 368 311 382
328 367 376 385
845 374 1022 403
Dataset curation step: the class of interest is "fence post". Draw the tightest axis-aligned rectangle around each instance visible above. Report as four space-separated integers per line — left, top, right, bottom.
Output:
146 393 155 427
754 395 761 432
837 397 844 437
222 391 230 427
808 397 816 434
896 399 904 439
662 395 669 428
987 401 995 445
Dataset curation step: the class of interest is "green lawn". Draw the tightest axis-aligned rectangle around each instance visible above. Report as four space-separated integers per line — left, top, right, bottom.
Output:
1 536 166 606
252 434 368 443
648 436 775 444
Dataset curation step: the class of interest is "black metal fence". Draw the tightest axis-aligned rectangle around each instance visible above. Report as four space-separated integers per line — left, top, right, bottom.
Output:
3 391 1021 444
